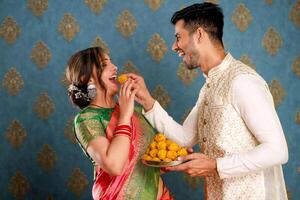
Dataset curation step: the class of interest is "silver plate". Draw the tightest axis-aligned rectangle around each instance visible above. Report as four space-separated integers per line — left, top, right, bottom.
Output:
142 159 184 167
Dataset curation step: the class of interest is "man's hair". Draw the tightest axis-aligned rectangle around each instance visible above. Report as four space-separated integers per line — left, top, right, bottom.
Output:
171 2 224 45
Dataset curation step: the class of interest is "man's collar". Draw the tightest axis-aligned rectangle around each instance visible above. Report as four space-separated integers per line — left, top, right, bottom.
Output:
203 52 233 79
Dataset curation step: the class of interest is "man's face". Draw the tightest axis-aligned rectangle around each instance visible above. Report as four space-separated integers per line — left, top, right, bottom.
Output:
172 19 200 70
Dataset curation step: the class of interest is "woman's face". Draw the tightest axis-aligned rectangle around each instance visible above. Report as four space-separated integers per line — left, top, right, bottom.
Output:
98 54 118 95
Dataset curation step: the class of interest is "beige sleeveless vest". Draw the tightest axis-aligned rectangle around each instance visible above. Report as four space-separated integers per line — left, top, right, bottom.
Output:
197 58 273 200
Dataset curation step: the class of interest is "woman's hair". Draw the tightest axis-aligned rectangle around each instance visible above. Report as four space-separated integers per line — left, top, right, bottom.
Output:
66 47 106 109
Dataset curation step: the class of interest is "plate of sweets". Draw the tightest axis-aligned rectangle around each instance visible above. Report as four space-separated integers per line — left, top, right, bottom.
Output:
141 133 188 167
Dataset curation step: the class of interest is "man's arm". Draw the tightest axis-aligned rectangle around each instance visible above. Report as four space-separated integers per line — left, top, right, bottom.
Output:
126 73 198 147
144 100 198 147
216 74 288 179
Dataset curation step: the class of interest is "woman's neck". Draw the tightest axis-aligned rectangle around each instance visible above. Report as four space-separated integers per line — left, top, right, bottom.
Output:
90 91 116 108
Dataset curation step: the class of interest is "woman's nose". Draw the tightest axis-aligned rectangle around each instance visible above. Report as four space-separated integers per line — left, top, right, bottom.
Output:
113 64 118 71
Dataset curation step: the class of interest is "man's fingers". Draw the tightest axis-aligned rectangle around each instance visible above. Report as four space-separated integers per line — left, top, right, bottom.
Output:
187 147 194 153
125 73 140 80
178 153 199 162
165 161 190 171
130 89 138 100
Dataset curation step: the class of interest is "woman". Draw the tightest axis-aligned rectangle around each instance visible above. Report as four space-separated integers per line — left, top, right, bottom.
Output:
66 47 173 200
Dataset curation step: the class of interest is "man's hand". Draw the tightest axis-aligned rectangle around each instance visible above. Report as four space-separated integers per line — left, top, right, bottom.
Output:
125 73 155 111
165 153 218 177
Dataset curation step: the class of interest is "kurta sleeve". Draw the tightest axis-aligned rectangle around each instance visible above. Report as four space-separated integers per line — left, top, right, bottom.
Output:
216 74 288 179
143 100 198 147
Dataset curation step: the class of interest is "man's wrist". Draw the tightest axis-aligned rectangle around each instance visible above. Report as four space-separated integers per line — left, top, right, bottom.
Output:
212 158 220 176
143 97 155 112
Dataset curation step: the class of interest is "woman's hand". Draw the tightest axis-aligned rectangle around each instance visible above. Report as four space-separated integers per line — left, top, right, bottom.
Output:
125 73 155 112
118 79 137 125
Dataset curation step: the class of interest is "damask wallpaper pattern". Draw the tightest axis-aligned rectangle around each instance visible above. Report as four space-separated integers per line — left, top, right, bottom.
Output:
0 0 299 199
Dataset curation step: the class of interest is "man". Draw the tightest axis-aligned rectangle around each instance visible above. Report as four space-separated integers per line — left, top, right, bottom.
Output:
128 2 288 200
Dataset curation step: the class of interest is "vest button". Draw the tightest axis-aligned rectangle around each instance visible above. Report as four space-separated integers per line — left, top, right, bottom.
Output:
204 101 209 106
207 84 210 88
203 119 207 125
202 137 207 142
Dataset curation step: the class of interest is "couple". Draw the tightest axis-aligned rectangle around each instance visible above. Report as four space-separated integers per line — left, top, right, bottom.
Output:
66 3 288 200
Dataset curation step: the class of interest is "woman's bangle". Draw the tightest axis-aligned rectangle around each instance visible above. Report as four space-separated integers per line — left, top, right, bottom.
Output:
113 133 131 139
114 124 132 138
116 124 131 131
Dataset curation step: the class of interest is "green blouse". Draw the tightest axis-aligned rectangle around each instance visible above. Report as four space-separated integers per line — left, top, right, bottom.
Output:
73 105 161 200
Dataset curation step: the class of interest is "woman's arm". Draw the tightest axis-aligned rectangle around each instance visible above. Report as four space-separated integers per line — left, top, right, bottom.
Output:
86 80 137 176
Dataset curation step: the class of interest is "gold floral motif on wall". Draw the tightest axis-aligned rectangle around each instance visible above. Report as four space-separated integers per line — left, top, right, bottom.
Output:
121 60 140 74
177 62 199 86
269 79 286 107
151 85 170 109
144 0 164 11
205 0 219 4
37 144 58 171
0 16 21 44
45 196 55 200
30 40 52 69
27 0 48 16
147 33 168 62
240 54 256 70
8 171 30 200
287 190 292 200
116 10 137 38
61 70 70 87
64 117 77 144
262 27 283 56
289 0 300 28
58 13 80 42
2 67 24 96
231 4 253 32
85 0 107 14
181 107 192 124
5 120 27 149
33 92 55 119
265 0 272 5
292 54 300 77
183 174 203 190
67 168 88 197
91 36 109 53
295 109 300 124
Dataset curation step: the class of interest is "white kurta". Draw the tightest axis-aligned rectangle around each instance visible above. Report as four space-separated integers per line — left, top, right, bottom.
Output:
144 53 288 199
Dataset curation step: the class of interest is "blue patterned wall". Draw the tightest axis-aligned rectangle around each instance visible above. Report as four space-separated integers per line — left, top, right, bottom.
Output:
0 0 299 199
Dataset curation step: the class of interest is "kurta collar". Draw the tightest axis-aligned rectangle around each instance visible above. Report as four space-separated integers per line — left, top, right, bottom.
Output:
203 52 233 79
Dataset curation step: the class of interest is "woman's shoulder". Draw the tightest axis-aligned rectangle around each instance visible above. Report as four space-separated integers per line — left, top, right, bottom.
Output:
75 107 98 123
76 106 113 122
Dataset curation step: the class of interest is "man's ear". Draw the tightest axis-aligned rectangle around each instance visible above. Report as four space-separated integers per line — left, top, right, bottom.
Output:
195 27 205 43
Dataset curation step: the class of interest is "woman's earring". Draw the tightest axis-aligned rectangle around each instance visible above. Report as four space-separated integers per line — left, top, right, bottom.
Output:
87 84 97 99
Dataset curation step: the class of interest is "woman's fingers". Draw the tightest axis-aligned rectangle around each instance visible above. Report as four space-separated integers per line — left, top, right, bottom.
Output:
119 83 125 97
130 89 138 100
123 80 134 99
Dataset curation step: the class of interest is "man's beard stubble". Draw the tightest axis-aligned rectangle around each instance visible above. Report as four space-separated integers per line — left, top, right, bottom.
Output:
184 54 199 70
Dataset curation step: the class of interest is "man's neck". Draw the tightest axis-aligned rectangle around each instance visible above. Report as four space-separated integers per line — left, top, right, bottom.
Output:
200 46 226 75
